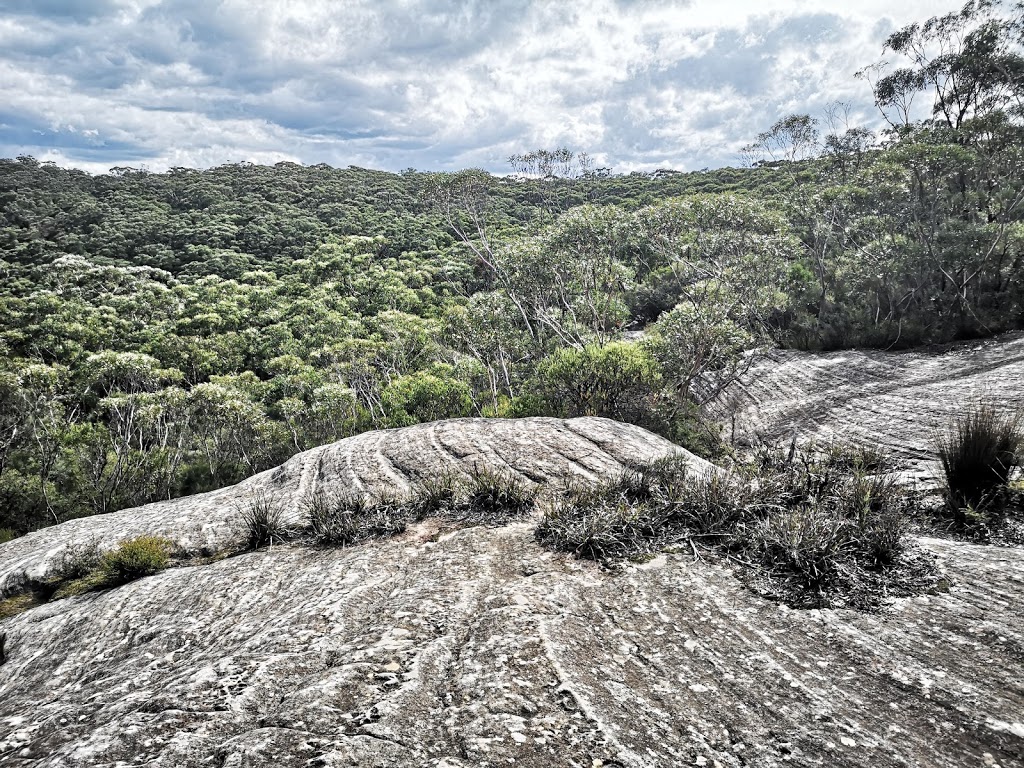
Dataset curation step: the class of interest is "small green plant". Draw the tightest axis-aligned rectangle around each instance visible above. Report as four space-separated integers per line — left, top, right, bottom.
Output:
239 489 292 549
0 528 17 545
935 404 1022 528
98 536 173 586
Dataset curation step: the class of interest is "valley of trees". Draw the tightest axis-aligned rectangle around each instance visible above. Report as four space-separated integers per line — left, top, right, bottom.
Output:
1 1 1022 536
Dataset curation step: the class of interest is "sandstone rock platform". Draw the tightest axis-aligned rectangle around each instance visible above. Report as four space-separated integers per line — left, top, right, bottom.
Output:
0 417 1022 767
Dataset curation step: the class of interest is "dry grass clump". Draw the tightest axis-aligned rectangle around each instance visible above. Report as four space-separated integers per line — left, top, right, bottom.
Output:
238 489 294 549
448 465 537 525
537 444 921 608
304 489 392 545
303 466 538 546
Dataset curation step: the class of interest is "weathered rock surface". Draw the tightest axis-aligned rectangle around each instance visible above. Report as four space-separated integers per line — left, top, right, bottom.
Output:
1 417 1023 767
0 417 708 599
703 332 1024 481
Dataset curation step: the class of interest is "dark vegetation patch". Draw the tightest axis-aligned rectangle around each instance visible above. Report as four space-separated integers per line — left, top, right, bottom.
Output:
238 489 296 549
536 445 937 610
930 404 1024 544
301 465 538 546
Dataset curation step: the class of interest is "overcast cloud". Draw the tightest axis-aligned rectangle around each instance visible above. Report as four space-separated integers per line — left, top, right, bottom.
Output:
0 0 949 174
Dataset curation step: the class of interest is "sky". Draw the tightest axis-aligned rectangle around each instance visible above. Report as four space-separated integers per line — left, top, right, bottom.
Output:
0 0 953 175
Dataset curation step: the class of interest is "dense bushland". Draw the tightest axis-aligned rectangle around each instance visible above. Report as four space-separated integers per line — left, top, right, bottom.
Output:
1 1 1022 535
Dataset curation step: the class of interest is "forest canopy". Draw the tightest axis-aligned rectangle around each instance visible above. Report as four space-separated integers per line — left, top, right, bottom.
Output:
0 0 1022 537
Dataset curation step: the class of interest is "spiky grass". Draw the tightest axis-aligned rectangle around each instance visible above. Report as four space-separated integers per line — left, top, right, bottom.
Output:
238 489 293 549
935 404 1022 528
536 445 921 608
451 465 537 524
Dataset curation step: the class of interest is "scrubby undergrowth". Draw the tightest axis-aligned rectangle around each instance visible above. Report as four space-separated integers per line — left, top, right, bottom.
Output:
536 445 938 609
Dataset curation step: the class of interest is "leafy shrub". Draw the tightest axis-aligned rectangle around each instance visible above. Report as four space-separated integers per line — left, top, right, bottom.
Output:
0 528 16 545
239 489 291 549
98 536 173 586
381 369 473 427
535 342 661 421
935 404 1022 527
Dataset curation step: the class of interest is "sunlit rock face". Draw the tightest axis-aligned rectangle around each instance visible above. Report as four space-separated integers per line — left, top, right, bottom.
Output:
1 417 1022 767
701 332 1024 484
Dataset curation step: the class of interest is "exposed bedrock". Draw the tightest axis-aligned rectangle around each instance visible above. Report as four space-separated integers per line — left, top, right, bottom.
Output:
0 417 710 600
702 332 1024 481
1 417 1022 767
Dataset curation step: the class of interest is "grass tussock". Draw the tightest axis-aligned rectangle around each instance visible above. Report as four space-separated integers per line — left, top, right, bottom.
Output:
303 466 538 546
238 489 294 549
537 444 922 609
449 465 537 525
935 403 1023 532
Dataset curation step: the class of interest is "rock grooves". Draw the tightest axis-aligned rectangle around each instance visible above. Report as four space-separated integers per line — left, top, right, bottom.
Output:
702 332 1024 482
1 417 1022 767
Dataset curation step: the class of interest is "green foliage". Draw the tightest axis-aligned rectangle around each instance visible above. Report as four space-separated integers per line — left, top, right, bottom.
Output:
935 404 1023 527
535 341 661 421
1 3 1023 539
98 536 173 586
645 295 757 403
381 368 473 426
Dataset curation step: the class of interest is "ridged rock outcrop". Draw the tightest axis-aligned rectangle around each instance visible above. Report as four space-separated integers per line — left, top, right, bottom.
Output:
1 418 1023 767
702 332 1024 481
0 417 708 599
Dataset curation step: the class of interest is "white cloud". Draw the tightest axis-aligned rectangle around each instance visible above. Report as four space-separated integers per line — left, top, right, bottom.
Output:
0 0 976 174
